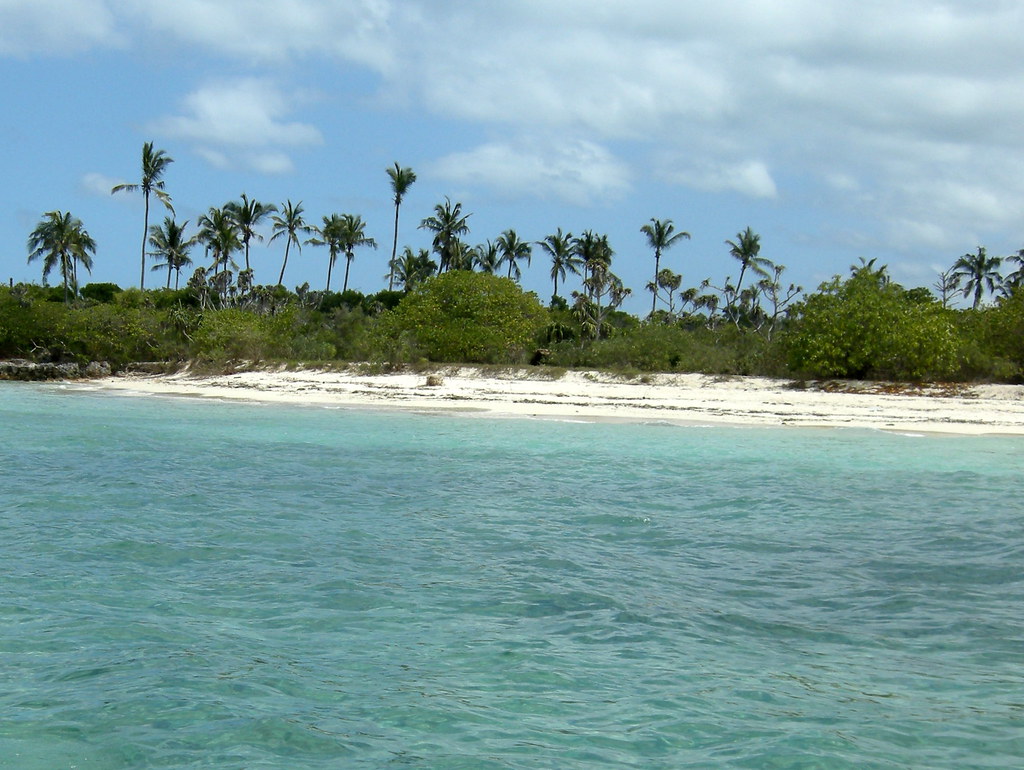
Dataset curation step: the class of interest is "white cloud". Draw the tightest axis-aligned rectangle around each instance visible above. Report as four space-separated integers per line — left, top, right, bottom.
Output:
121 0 394 69
664 160 778 200
247 152 295 175
150 78 322 174
80 172 123 197
0 0 120 56
431 139 632 206
375 1 1024 248
8 1 1024 258
152 78 321 148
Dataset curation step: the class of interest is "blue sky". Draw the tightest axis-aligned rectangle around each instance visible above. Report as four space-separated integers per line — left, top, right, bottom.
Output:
2 0 1022 313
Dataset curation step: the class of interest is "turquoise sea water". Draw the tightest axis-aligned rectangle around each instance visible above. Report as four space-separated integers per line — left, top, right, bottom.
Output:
1 383 1023 769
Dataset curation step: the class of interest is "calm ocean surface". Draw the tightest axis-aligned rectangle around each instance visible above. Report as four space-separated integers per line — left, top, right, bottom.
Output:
1 383 1023 769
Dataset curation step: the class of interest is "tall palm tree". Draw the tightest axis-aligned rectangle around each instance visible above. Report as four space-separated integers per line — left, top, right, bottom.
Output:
641 218 690 315
419 197 471 274
197 206 241 292
112 141 174 290
307 213 345 291
337 213 377 293
386 163 417 290
269 200 308 286
537 228 580 301
952 247 1003 309
725 226 770 300
226 193 277 274
147 216 194 289
496 228 532 281
27 211 96 304
572 230 613 300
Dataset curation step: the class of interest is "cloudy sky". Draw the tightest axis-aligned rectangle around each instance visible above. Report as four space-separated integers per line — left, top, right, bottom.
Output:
2 0 1022 310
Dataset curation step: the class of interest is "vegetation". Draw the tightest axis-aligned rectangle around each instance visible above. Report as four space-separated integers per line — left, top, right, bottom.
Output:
376 272 547 364
10 143 1024 384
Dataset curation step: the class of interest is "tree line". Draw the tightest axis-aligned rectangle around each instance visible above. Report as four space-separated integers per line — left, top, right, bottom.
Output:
13 142 1024 383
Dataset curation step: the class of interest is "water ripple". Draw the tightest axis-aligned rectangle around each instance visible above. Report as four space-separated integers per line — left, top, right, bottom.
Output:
1 385 1023 768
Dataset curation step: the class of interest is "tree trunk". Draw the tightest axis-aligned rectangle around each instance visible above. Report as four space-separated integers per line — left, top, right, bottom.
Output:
343 253 353 293
389 203 400 291
140 193 150 290
651 251 661 315
278 240 291 286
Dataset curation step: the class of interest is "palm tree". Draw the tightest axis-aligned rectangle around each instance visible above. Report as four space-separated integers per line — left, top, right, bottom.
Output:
336 213 377 293
573 230 613 300
197 206 241 293
147 216 194 289
226 193 277 274
496 228 532 281
952 247 1003 309
269 200 309 286
307 214 345 291
419 197 471 274
386 163 417 290
849 256 890 286
1004 249 1024 293
726 227 770 299
391 246 436 292
27 211 96 304
537 228 580 302
112 141 174 290
641 218 690 315
473 240 500 273
447 240 477 271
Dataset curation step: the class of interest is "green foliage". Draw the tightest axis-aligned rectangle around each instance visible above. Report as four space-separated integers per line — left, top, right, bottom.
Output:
785 273 960 380
59 304 164 364
80 282 123 303
978 287 1024 380
545 322 775 375
366 289 404 313
0 286 162 365
3 269 1022 382
147 287 199 309
192 307 337 362
378 272 547 363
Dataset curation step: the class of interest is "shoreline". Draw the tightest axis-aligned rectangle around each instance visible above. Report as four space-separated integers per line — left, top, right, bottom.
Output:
82 365 1024 436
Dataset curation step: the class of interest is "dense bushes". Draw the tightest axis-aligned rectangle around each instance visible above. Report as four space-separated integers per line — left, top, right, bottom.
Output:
191 308 337 362
544 323 780 375
784 273 960 381
376 272 547 363
1 276 1022 382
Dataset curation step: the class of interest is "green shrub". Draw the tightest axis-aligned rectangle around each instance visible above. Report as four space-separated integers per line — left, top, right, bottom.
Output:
376 272 547 364
785 273 960 381
978 288 1024 381
191 308 336 361
79 282 122 303
544 322 774 375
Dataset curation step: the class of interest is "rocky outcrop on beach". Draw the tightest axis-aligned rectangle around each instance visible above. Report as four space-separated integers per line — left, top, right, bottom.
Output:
0 359 111 381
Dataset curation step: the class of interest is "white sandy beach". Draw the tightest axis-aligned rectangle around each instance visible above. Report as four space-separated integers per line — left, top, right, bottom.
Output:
91 366 1024 435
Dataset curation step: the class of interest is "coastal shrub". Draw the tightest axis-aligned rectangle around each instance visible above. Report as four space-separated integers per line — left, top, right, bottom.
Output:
544 323 775 375
0 287 167 365
60 304 164 365
785 273 960 380
377 272 547 364
80 282 122 304
979 287 1024 380
191 307 336 362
